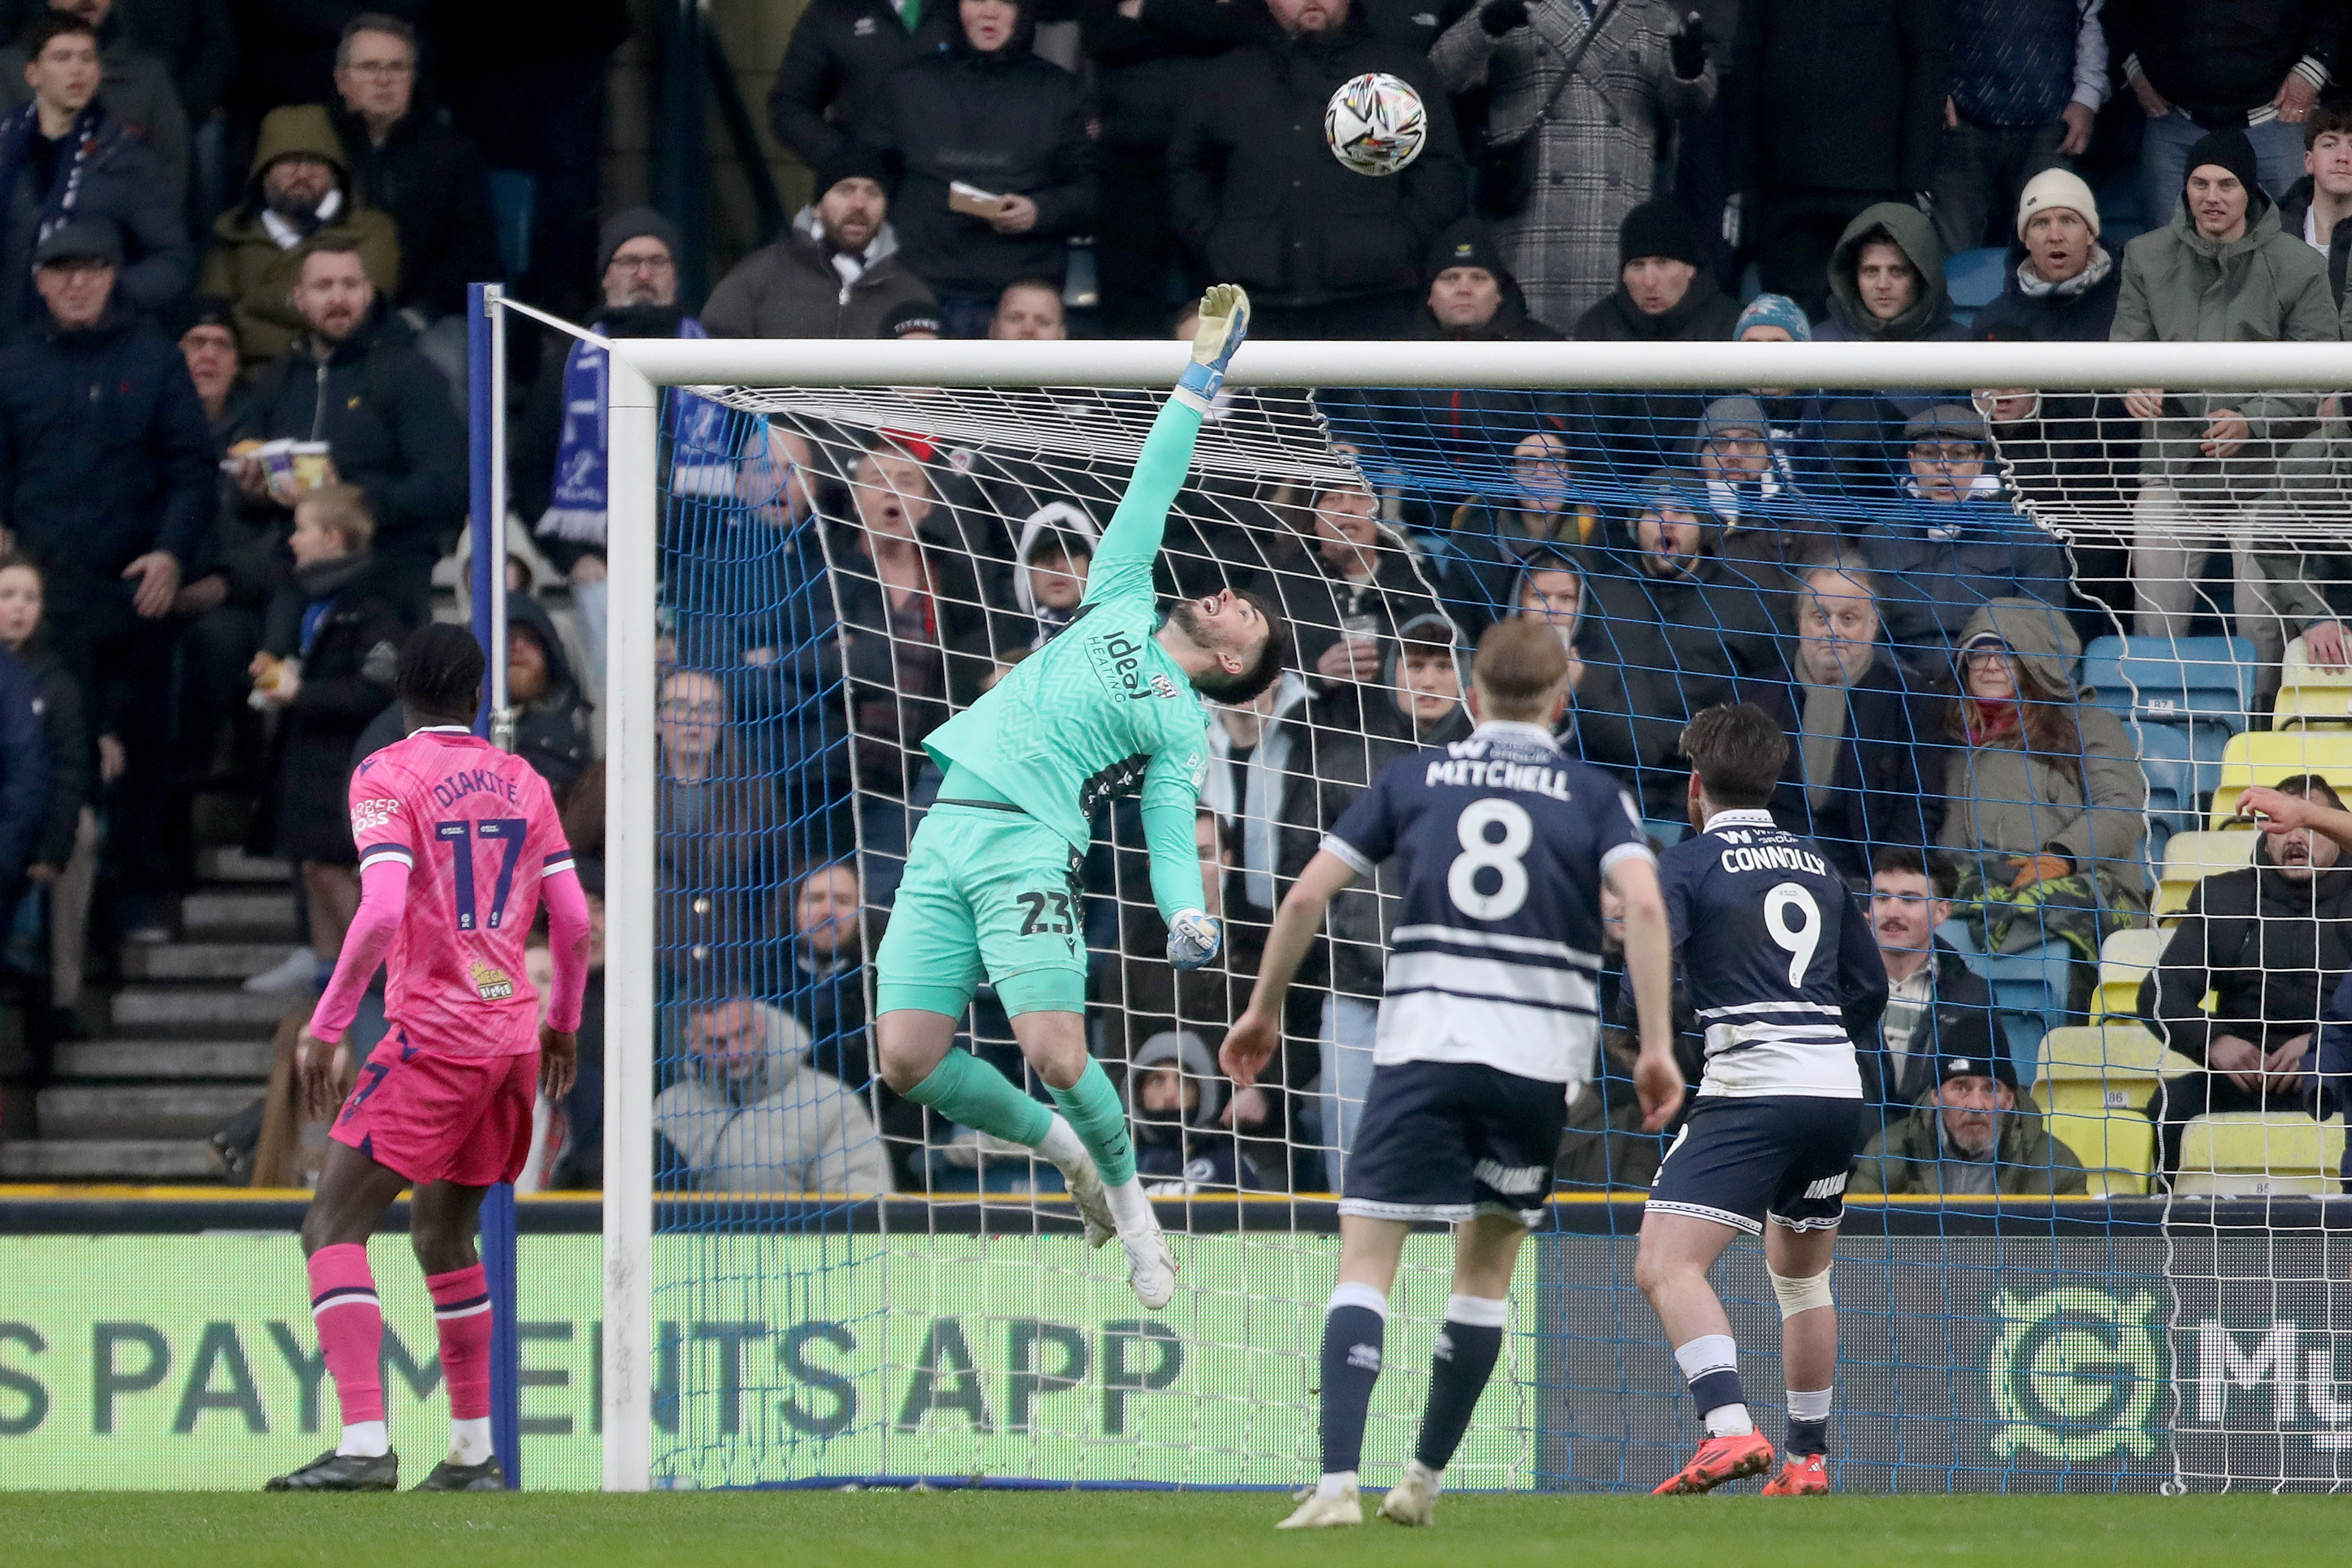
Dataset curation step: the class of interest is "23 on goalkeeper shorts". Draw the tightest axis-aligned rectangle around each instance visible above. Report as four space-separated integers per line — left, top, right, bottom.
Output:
874 802 1088 1019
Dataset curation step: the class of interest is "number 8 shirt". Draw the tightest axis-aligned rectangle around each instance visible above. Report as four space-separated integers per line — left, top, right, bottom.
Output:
342 725 576 1058
1319 720 1654 1087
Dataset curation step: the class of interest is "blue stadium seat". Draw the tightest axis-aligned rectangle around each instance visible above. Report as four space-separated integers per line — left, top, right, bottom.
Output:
2133 723 2230 844
1965 941 2073 1081
2080 635 2257 730
1943 247 2009 326
1934 917 1979 955
488 169 536 283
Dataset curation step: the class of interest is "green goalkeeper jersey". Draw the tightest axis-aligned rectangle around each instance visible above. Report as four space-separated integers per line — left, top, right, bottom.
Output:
924 396 1212 924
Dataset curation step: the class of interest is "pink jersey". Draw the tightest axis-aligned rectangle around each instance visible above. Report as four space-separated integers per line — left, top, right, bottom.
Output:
347 727 575 1057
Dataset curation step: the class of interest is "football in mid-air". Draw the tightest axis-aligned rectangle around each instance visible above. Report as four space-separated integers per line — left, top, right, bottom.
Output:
1324 72 1427 177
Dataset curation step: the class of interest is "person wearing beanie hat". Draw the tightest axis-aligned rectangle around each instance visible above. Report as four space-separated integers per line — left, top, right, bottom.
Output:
702 143 935 341
1971 168 2122 343
1575 199 1736 341
1850 1046 2087 1199
879 299 942 340
1416 215 1563 341
595 207 684 280
1429 0 1714 330
2110 114 2338 658
1732 293 1811 343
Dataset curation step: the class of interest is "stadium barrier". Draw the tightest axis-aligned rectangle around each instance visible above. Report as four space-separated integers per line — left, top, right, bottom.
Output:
3 1195 2346 1491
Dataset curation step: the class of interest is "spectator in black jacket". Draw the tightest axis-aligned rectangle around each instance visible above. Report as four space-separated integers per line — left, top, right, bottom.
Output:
1969 169 2124 341
504 591 591 803
789 859 872 1089
1860 847 1997 1139
1930 0 2107 255
2109 0 2344 228
1766 558 1947 883
0 14 188 343
2277 103 2352 307
1730 0 1952 317
703 145 935 341
1080 0 1233 336
0 553 85 1048
247 487 403 996
326 13 500 324
871 0 1094 337
0 0 236 128
0 216 211 940
1574 475 1789 816
226 240 466 625
2145 775 2352 1188
1169 0 1465 340
767 0 956 173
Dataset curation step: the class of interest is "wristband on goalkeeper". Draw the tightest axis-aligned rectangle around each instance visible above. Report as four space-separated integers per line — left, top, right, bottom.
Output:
1174 283 1250 410
1166 908 1222 970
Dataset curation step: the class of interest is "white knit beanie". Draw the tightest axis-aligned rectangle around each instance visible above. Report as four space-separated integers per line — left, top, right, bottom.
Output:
2016 167 2101 239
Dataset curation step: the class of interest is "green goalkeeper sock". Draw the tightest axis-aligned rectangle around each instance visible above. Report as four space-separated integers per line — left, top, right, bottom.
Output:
1049 1058 1136 1187
906 1050 1054 1148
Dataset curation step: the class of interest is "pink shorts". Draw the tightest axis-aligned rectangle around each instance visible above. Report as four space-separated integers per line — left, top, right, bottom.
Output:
330 1027 538 1187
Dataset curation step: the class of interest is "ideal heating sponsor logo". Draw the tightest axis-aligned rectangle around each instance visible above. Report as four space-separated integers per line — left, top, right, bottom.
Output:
2192 1320 2352 1452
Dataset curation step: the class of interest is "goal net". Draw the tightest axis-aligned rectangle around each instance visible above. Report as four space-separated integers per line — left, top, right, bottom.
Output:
593 334 2352 1495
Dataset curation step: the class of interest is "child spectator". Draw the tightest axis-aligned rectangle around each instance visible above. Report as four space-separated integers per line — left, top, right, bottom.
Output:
0 554 83 1044
246 484 405 994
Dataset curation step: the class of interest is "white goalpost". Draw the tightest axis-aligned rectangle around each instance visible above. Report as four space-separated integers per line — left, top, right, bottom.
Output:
582 331 2352 1495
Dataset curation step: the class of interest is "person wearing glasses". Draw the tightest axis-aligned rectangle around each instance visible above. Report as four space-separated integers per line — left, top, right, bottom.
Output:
325 13 500 327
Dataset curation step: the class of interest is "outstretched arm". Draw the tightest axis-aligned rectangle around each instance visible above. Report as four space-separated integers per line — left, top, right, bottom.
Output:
2239 783 2352 854
1083 284 1250 606
1219 848 1360 1087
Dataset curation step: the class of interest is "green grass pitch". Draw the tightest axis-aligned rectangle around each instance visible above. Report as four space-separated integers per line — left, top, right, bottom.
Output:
4 1491 2339 1568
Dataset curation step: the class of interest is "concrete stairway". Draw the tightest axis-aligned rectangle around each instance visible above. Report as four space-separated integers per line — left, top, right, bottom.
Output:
0 849 305 1182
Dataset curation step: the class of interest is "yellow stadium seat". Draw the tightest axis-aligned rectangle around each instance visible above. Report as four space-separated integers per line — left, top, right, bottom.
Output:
2035 1024 2196 1117
2094 928 2170 1021
2208 732 2352 826
2274 635 2352 730
2045 1109 2153 1196
2155 830 2255 917
2174 1114 2348 1196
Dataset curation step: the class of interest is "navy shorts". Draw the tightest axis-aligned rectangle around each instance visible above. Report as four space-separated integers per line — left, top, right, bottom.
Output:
1645 1094 1861 1236
1341 1059 1569 1228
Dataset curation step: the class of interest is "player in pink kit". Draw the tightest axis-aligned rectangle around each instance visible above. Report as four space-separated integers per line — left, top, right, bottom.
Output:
266 625 592 1493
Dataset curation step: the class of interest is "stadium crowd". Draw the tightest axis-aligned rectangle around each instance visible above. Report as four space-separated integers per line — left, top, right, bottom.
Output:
0 0 2349 1202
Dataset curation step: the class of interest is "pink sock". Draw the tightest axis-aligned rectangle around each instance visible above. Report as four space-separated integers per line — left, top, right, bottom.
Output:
427 1263 493 1421
307 1243 385 1425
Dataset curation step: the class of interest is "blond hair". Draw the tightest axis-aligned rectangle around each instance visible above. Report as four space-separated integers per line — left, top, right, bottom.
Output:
1472 617 1569 720
296 484 374 552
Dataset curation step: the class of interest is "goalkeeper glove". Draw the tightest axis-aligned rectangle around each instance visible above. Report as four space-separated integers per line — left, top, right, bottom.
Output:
1669 11 1706 79
1166 908 1222 970
1175 283 1250 411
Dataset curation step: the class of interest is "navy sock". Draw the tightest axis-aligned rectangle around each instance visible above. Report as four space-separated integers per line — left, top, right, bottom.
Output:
1318 1289 1388 1476
1787 1417 1829 1457
1413 1297 1506 1473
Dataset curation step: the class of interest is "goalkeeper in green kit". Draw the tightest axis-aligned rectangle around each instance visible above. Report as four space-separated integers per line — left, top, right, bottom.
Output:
875 285 1289 1307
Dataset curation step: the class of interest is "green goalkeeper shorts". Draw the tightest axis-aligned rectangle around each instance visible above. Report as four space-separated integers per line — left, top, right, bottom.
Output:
873 802 1088 1019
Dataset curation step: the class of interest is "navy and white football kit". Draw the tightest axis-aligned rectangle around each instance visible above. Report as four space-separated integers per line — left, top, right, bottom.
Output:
1319 720 1654 1225
1646 809 1889 1235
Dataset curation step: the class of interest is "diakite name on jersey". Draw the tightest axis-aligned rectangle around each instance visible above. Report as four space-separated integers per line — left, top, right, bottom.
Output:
1423 757 1573 800
431 767 523 810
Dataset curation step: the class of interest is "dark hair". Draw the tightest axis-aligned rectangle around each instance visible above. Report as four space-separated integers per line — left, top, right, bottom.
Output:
19 13 95 57
299 237 367 274
2307 102 2352 150
2274 773 2344 810
1872 844 1957 901
395 623 484 723
1473 616 1569 718
996 277 1064 310
336 12 417 64
1680 702 1789 810
1192 588 1290 704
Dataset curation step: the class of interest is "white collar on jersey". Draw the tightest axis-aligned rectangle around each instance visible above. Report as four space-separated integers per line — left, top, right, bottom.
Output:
414 725 473 735
1472 720 1560 749
1701 808 1777 834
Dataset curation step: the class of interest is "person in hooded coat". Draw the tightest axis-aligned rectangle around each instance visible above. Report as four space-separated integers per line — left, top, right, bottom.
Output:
504 592 594 803
1813 200 1971 497
1935 597 2148 1004
870 0 1096 336
1125 1026 1274 1192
